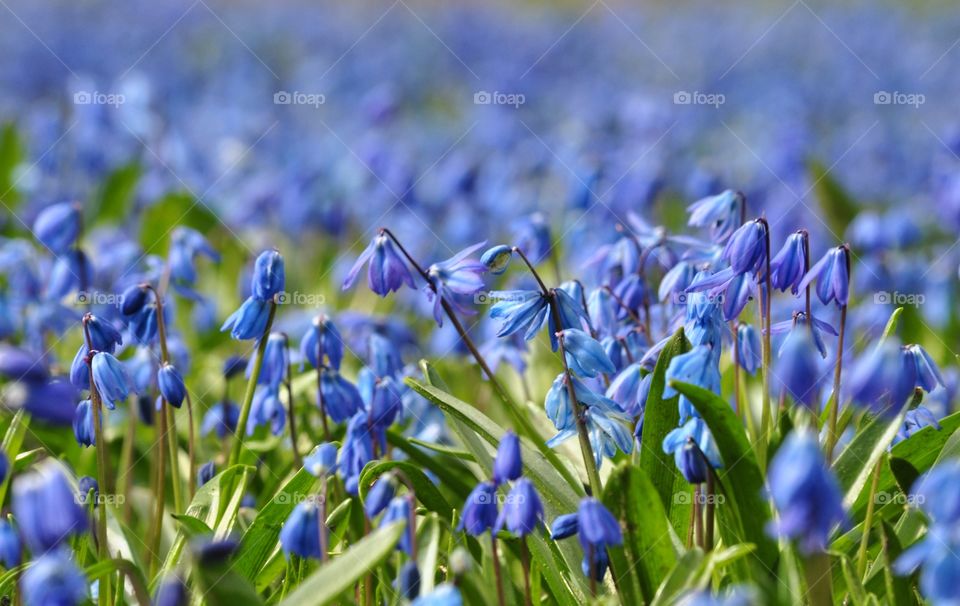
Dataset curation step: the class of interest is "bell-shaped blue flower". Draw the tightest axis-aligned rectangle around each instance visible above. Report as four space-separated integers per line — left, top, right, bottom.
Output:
576 498 622 552
895 406 941 444
319 369 363 423
560 329 615 378
369 333 403 379
686 190 742 243
279 501 324 559
256 333 288 389
365 474 397 518
736 323 761 374
77 477 98 508
301 315 343 370
0 520 20 568
91 352 131 409
798 245 850 307
154 576 189 606
848 341 917 414
251 249 285 301
722 219 767 275
904 344 944 393
480 245 512 275
492 430 522 485
459 481 498 536
33 202 81 255
496 478 543 537
248 386 285 436
425 242 487 326
70 344 90 391
12 462 88 554
663 417 723 476
83 314 122 353
304 442 339 477
769 230 807 294
398 560 421 601
22 550 88 606
776 323 822 409
198 461 216 488
658 261 696 304
549 513 579 540
767 430 846 553
381 497 414 554
342 233 416 296
72 399 98 447
339 413 375 495
664 345 721 422
489 290 549 341
221 297 272 341
120 284 149 316
158 362 187 408
201 401 239 438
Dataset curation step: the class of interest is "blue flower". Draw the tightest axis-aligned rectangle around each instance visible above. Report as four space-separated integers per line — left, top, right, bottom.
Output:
190 537 239 566
250 249 285 301
33 202 81 254
78 477 98 507
12 462 88 554
70 344 90 391
91 352 131 410
300 315 344 370
198 461 216 487
769 230 808 294
0 344 49 383
513 213 552 263
605 363 648 416
894 526 960 606
686 190 742 243
381 497 414 554
847 341 917 414
576 498 622 552
20 378 79 426
256 333 288 389
22 550 88 606
339 413 375 495
492 430 522 486
0 520 20 568
319 369 363 423
775 323 822 409
0 450 7 486
304 442 338 477
200 401 239 438
342 233 416 296
905 460 960 526
248 386 285 436
549 513 579 540
496 478 543 537
168 227 219 286
480 244 513 275
83 314 123 353
736 324 761 374
767 430 846 553
412 584 462 606
721 219 767 275
221 297 272 341
895 406 941 444
222 355 247 379
582 546 611 582
369 333 403 378
798 245 850 307
904 344 944 393
127 303 159 344
489 290 549 340
365 475 397 518
158 362 187 408
120 284 149 316
425 242 487 325
154 576 189 606
72 399 98 447
560 329 615 378
664 345 721 422
459 481 498 536
279 501 324 560
663 418 722 481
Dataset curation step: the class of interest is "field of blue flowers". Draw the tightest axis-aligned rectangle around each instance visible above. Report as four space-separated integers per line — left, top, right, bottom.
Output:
2 0 960 604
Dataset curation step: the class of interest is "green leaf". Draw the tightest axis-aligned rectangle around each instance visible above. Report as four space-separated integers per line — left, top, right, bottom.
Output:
640 328 692 537
0 123 23 216
279 521 406 605
0 409 28 508
139 191 219 254
91 162 140 223
602 462 677 603
650 545 755 606
879 307 904 342
233 468 318 582
358 460 452 521
84 558 151 605
172 513 215 538
833 407 909 509
810 160 859 235
669 381 778 579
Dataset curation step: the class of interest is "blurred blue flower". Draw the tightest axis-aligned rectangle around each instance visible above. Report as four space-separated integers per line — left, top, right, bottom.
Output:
381 497 414 554
248 386 285 436
398 560 421 601
78 477 98 508
492 430 522 485
300 315 344 370
775 322 822 409
848 341 917 414
769 230 807 294
412 584 462 606
91 352 131 410
168 227 219 286
895 406 941 444
365 475 397 518
496 477 543 537
664 345 721 422
33 202 81 255
22 550 88 606
736 324 761 374
256 333 288 389
158 362 187 408
200 401 239 438
13 462 88 554
72 399 97 447
687 190 742 243
304 442 338 477
198 461 216 488
0 520 20 568
318 369 363 423
459 481 498 536
279 501 324 560
154 576 189 606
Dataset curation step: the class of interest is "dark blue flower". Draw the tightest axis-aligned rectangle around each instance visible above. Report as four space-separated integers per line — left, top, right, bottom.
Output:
154 576 189 606
304 443 338 477
775 323 822 409
560 329 615 378
221 297 272 341
798 245 850 307
365 475 397 518
91 352 131 410
381 497 414 554
549 513 579 540
686 190 742 243
904 344 944 393
581 546 610 582
222 355 247 379
12 462 88 554
70 344 90 391
83 314 123 353
576 498 622 552
492 430 522 486
0 520 20 568
200 401 239 438
480 245 513 275
248 386 285 436
22 550 88 606
20 378 79 426
33 202 81 254
120 284 149 316
496 478 543 537
319 369 363 423
0 450 7 486
342 233 415 296
895 406 941 444
459 482 498 536
425 242 487 325
847 341 916 414
279 501 324 560
663 417 722 476
722 219 767 275
0 344 49 383
158 363 187 408
300 315 343 370
736 324 761 374
340 413 375 495
72 399 98 447
77 477 98 508
191 537 239 566
398 561 421 601
767 430 846 553
251 249 285 301
198 461 216 487
256 333 288 389
127 303 159 344
769 230 807 294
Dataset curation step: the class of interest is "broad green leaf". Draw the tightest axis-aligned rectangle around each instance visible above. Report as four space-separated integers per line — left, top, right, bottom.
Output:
92 162 140 223
833 407 909 509
359 460 452 521
417 514 442 593
233 468 318 582
640 328 692 537
650 545 754 606
173 513 215 537
670 381 778 578
602 462 677 603
279 521 406 605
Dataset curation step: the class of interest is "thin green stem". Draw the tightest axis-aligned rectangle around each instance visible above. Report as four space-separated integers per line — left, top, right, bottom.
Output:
857 456 883 579
803 551 834 606
825 305 847 462
229 301 278 466
490 534 506 606
82 318 111 606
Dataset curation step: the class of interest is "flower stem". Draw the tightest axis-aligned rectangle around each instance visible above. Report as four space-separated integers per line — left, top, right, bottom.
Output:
229 301 278 467
557 332 603 497
857 455 884 579
520 537 533 606
185 391 197 500
803 551 834 606
319 476 328 562
756 219 773 468
825 305 847 462
705 470 716 551
490 534 507 606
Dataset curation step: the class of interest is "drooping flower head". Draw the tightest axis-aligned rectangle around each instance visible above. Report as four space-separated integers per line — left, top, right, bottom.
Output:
480 244 513 275
12 461 88 554
559 329 615 378
33 202 81 255
425 241 487 325
775 322 822 409
250 249 285 301
221 297 272 341
72 399 97 447
492 430 522 486
663 417 722 483
769 230 808 294
798 245 850 307
300 314 344 370
22 550 88 606
157 362 187 408
496 478 543 537
342 232 416 296
686 190 743 244
304 442 339 477
279 500 324 560
91 351 131 410
459 481 498 536
847 340 918 415
722 218 768 275
736 323 761 374
664 345 721 422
